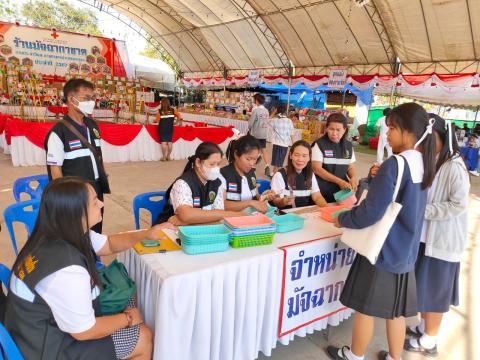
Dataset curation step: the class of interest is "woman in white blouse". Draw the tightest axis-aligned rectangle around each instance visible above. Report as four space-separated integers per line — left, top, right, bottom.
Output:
166 142 245 226
270 140 328 209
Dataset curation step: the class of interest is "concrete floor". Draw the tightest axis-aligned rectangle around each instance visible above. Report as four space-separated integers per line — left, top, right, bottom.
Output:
0 148 478 360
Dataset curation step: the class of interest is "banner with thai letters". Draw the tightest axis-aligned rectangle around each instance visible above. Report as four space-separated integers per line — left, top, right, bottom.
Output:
278 236 356 336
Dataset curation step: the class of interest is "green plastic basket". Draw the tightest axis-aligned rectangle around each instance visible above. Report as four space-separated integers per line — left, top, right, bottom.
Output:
230 232 275 248
334 189 354 202
179 224 231 244
272 213 305 233
183 241 229 255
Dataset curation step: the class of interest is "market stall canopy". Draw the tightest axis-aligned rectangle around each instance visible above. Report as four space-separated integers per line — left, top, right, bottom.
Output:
93 0 479 76
132 55 176 91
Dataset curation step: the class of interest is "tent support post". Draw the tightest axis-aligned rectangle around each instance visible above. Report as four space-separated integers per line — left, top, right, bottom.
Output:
286 62 293 115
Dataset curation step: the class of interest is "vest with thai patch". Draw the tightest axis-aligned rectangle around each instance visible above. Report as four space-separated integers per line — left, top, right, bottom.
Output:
220 164 257 201
4 238 116 360
279 168 313 208
314 136 353 202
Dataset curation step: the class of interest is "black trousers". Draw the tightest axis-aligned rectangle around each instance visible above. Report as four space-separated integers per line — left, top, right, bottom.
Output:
91 180 104 234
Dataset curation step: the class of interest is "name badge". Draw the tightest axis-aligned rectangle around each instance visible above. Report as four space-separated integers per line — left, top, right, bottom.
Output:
226 192 241 201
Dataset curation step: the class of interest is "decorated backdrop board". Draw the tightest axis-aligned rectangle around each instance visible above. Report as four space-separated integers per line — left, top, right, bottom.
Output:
0 21 129 78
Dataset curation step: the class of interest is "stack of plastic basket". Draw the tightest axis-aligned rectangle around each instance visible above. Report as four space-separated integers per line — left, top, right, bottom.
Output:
178 224 231 255
224 214 276 248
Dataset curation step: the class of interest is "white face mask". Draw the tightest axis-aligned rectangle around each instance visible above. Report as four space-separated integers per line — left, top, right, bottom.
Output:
74 97 95 115
202 165 220 181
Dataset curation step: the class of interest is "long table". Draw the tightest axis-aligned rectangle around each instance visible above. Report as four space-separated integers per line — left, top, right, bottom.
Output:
118 215 353 360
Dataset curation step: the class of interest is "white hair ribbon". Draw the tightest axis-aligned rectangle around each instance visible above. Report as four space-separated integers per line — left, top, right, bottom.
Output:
444 119 453 155
414 118 436 150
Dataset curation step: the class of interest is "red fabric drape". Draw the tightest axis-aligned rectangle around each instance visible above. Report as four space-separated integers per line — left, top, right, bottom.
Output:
3 115 233 149
98 123 143 146
145 124 233 144
47 106 68 115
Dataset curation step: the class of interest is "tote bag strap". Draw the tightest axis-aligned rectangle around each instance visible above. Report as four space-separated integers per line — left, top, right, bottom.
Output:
391 155 405 202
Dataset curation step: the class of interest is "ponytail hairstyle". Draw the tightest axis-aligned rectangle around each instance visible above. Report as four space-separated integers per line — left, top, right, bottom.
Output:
286 140 313 190
325 112 349 158
428 113 463 173
227 134 260 163
388 103 436 189
182 141 223 174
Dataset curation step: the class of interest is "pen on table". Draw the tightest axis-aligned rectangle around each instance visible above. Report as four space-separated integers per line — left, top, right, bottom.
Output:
157 249 167 254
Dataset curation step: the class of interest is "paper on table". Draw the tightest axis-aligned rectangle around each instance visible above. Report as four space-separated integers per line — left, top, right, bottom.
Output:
133 230 181 254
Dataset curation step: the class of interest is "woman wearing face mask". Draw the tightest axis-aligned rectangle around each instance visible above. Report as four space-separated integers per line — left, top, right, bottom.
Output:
220 135 276 212
312 113 357 203
270 140 327 210
157 142 246 226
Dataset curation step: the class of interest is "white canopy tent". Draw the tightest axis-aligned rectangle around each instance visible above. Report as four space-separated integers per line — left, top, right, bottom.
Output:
82 0 479 77
132 55 176 91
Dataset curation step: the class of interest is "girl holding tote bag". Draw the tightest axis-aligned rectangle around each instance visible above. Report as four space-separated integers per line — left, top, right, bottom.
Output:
326 103 437 360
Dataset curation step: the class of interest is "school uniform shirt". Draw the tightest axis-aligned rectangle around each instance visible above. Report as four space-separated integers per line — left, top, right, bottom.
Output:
271 115 294 147
170 179 225 211
248 105 269 139
45 116 101 181
376 116 389 139
9 231 107 334
338 150 427 274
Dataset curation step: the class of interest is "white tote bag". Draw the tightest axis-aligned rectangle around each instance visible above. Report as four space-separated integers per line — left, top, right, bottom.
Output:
340 155 405 264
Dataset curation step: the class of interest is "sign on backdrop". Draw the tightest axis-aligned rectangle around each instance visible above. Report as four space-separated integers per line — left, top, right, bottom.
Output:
247 69 260 86
0 21 127 77
328 69 348 90
278 236 356 337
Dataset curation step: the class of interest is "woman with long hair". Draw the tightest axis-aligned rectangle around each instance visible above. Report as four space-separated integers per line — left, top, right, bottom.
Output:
312 113 357 203
404 114 470 357
157 141 245 226
220 135 275 212
5 177 172 359
327 103 437 360
270 140 327 209
156 97 177 161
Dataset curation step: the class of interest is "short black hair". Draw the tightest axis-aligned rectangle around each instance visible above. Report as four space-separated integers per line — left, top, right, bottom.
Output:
63 79 94 104
253 93 265 105
383 107 391 116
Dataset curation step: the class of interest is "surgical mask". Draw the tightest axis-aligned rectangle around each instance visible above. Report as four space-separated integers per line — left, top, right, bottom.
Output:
202 165 220 181
74 97 95 115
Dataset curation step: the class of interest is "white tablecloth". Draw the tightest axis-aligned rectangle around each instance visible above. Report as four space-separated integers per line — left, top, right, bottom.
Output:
9 127 232 166
180 112 249 135
0 105 115 120
118 217 353 360
0 132 9 154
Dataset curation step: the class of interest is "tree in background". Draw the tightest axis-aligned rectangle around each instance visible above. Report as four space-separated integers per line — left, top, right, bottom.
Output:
0 0 19 22
21 0 103 36
140 36 179 74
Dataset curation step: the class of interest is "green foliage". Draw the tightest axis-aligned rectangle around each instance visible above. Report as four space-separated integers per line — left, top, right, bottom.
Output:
140 38 178 73
0 0 19 22
21 0 103 36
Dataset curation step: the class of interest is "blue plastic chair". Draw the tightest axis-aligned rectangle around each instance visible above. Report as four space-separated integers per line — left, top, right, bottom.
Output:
0 323 24 360
256 178 271 194
0 264 11 288
3 199 40 256
13 175 49 202
133 191 167 229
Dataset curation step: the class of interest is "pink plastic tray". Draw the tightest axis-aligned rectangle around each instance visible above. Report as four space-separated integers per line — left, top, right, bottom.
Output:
339 194 357 207
319 205 350 223
224 213 274 229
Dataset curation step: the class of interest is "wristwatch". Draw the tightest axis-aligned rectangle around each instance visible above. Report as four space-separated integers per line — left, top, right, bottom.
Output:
124 311 133 327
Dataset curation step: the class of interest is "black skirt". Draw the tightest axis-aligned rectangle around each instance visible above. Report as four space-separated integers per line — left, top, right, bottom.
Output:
415 243 460 313
158 116 174 142
340 255 417 319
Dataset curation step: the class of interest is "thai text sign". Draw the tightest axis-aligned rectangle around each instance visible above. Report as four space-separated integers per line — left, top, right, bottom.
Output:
278 236 355 336
328 69 348 90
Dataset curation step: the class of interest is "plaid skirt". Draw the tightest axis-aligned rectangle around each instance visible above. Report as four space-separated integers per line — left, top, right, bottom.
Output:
110 297 140 359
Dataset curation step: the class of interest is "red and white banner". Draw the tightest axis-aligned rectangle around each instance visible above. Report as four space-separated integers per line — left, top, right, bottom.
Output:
0 21 130 77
